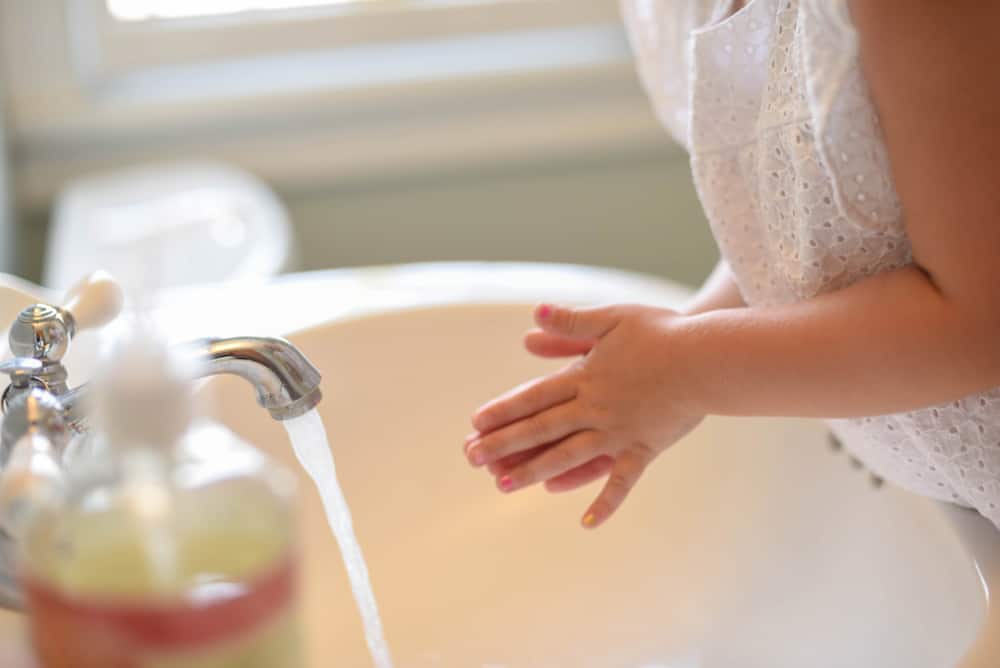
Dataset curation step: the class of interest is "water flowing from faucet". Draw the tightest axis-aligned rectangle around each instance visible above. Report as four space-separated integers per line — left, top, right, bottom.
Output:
283 409 394 668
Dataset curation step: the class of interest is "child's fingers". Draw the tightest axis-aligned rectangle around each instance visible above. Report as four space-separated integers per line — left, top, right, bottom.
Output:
496 431 607 492
467 401 585 467
473 367 578 434
544 456 615 493
523 329 594 358
486 444 552 476
535 304 623 341
580 446 649 529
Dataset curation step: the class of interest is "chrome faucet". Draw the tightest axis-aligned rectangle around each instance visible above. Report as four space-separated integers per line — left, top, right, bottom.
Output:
0 272 322 610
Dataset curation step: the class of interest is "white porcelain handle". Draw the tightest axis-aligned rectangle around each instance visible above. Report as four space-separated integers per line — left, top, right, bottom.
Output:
61 271 124 332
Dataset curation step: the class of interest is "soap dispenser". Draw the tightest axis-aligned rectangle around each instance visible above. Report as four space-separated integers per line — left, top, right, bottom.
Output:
19 321 304 668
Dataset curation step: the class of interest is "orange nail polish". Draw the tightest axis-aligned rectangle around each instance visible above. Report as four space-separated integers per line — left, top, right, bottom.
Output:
582 513 597 528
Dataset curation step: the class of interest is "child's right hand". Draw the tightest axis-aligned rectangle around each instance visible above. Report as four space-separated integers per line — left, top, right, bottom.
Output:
466 329 615 493
464 306 705 522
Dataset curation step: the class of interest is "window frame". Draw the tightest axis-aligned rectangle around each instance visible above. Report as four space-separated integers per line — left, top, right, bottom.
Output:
71 0 622 80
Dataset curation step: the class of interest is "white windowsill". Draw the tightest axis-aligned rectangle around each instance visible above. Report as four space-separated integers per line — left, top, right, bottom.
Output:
94 24 630 106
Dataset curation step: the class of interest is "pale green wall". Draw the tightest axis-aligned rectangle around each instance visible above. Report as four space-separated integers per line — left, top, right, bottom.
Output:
286 150 717 286
14 147 717 287
0 78 12 274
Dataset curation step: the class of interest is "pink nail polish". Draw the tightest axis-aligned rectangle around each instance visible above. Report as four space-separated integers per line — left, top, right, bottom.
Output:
499 475 514 491
538 305 552 320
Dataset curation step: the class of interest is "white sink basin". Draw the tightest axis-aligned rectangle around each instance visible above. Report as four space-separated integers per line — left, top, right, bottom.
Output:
206 301 997 668
2 265 998 667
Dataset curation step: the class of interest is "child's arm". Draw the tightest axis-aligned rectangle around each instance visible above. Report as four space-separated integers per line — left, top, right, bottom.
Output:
675 266 998 419
675 0 1000 417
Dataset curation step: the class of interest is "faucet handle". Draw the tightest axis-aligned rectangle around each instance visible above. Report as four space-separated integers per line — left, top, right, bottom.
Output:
7 271 123 364
61 271 124 333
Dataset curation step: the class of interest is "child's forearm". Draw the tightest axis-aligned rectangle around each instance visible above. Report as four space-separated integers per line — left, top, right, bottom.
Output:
681 260 745 316
674 264 1000 418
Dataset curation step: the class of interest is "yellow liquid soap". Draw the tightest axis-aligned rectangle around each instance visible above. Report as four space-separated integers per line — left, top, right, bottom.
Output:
23 430 304 668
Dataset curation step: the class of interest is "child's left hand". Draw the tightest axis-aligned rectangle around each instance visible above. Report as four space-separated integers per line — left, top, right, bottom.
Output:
464 303 704 528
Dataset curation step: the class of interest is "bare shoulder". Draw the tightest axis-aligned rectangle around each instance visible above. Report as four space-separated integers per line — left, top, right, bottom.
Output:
846 0 1000 301
846 0 1000 149
848 0 1000 89
845 0 1000 182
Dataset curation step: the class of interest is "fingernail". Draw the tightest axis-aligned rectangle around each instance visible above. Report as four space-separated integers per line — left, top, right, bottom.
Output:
538 304 552 320
472 413 489 432
469 448 485 466
464 432 479 443
499 475 514 491
463 438 479 455
582 513 598 528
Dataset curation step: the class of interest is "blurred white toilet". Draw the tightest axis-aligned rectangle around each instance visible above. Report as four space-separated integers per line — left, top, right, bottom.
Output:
46 162 294 292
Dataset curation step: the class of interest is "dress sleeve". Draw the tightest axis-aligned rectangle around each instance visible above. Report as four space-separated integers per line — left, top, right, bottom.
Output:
799 0 903 234
620 0 707 150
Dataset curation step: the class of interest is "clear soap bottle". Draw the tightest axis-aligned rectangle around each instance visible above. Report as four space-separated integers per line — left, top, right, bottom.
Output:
20 329 303 668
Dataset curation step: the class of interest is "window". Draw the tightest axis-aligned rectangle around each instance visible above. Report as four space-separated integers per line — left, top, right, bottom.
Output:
4 0 640 208
106 0 365 22
74 0 619 81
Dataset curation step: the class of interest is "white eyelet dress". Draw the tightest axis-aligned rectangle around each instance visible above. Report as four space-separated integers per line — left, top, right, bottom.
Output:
621 0 1000 529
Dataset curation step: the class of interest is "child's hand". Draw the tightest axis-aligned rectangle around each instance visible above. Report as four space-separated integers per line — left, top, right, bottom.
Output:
465 303 704 528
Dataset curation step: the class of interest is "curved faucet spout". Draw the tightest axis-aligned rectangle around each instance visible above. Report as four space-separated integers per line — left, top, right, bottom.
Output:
185 337 323 420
